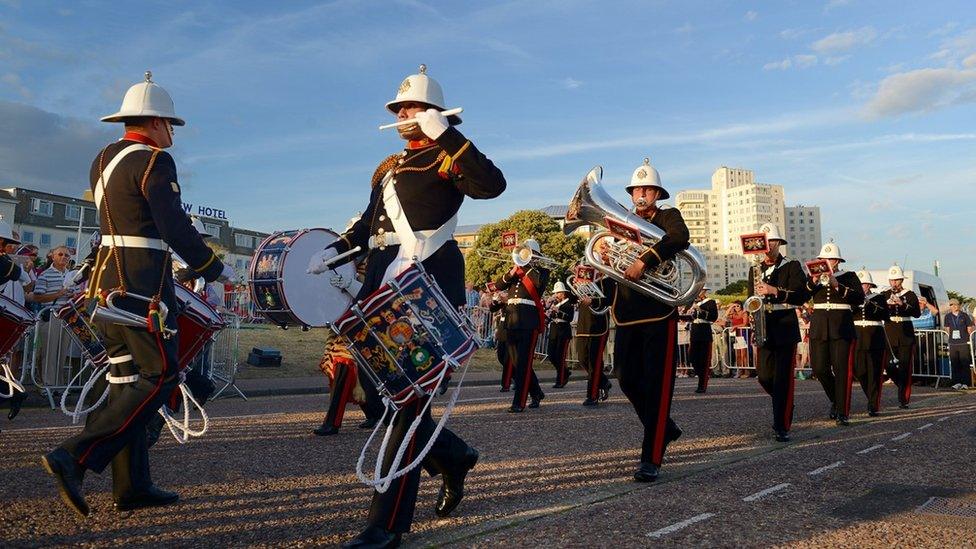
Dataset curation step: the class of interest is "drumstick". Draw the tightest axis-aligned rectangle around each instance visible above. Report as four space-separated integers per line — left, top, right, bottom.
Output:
321 246 362 269
378 108 463 130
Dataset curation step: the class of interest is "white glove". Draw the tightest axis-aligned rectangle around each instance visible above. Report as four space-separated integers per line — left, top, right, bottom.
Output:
218 263 236 282
330 273 351 290
19 268 31 285
307 248 338 275
413 108 449 140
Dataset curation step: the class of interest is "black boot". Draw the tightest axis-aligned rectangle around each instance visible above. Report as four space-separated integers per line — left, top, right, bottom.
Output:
664 422 683 454
41 448 89 517
114 485 179 511
146 413 165 448
358 417 378 429
435 447 479 517
775 430 791 442
313 423 339 436
582 398 599 407
633 462 659 482
528 393 544 409
8 391 27 420
342 525 401 548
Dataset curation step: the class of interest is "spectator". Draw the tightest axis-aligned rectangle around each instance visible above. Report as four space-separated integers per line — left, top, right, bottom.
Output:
32 246 73 309
911 297 938 330
725 301 754 377
944 299 973 390
796 304 812 371
32 245 79 386
464 281 480 309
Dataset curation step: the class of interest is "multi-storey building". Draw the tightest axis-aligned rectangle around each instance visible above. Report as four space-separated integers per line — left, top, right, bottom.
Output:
785 205 822 262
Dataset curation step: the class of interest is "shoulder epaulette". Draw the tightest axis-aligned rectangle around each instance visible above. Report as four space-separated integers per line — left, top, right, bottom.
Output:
371 153 401 188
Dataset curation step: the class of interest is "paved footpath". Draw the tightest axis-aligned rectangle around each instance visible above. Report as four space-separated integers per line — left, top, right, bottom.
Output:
1 377 973 547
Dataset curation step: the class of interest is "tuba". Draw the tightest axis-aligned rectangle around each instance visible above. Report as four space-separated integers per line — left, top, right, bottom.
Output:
564 167 706 307
743 261 767 347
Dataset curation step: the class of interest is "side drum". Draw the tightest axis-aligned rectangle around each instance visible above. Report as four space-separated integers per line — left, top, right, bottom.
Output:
0 293 34 357
175 285 226 370
248 228 355 328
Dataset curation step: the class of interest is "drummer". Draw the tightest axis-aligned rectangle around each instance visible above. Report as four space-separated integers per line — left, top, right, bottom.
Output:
0 220 34 425
308 64 505 548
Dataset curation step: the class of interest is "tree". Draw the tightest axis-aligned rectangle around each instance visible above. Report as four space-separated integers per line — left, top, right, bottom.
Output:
465 210 586 291
716 279 749 296
948 290 974 307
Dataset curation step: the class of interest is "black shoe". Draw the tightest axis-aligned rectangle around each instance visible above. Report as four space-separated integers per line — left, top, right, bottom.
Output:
342 525 402 548
899 403 910 409
633 462 659 482
500 387 510 393
664 424 683 454
114 486 179 511
359 418 378 429
694 387 706 394
829 408 838 420
582 398 599 407
313 423 339 436
528 394 544 409
836 416 850 426
868 410 880 417
41 449 88 518
508 406 524 413
599 384 611 401
146 414 165 448
552 383 566 389
435 447 479 517
775 430 791 442
8 391 27 420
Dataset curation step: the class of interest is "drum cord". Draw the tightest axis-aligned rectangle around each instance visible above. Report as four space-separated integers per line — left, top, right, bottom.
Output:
158 381 209 444
356 354 470 493
59 359 110 424
0 362 25 398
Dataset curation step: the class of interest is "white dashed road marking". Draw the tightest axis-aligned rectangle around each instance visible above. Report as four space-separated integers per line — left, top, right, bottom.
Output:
917 423 933 430
857 444 884 455
807 461 844 476
647 513 716 538
938 416 951 422
743 483 791 502
891 432 912 441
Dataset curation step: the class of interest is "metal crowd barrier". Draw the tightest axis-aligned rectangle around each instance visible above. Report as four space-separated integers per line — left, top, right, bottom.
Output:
207 312 245 400
28 306 97 409
913 329 950 386
721 326 758 373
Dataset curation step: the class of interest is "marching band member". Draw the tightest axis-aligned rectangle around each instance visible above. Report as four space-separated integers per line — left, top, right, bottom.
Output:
748 223 809 442
0 221 33 427
493 239 550 412
609 157 688 482
854 270 889 416
488 291 513 392
879 264 920 408
41 72 234 517
313 338 383 436
307 65 503 548
576 273 612 407
547 281 576 388
806 242 865 426
686 286 718 394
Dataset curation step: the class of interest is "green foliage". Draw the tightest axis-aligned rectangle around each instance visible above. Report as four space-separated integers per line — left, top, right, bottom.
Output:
464 210 586 292
716 279 749 296
947 290 974 306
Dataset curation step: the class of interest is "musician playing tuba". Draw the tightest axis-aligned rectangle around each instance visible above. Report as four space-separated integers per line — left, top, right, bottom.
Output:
603 157 689 483
746 223 809 442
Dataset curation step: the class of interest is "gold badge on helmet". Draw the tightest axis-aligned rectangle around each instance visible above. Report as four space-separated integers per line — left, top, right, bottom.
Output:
398 78 411 95
637 168 648 180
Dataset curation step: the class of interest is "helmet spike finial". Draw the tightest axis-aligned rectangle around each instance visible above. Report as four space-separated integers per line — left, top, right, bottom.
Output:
418 64 427 75
145 70 153 83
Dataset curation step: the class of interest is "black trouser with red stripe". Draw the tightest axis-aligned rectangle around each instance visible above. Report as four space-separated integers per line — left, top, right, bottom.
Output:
508 328 543 408
810 337 855 417
854 344 885 414
614 317 679 466
324 362 383 429
367 398 471 533
547 326 572 386
688 337 712 392
60 322 178 477
496 333 512 391
888 342 914 405
578 334 610 401
757 343 797 433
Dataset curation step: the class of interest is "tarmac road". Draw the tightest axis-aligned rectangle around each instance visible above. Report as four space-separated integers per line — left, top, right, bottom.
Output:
1 376 973 548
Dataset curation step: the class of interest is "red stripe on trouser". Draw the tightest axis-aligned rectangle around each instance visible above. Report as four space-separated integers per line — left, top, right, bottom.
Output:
875 349 886 412
784 347 797 431
79 331 169 466
332 365 355 428
590 336 606 400
904 346 914 403
502 356 513 390
386 400 420 531
844 340 855 416
651 319 677 464
703 346 712 389
560 338 570 384
520 331 539 408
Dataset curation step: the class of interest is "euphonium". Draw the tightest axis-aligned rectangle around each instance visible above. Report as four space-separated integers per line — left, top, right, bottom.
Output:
563 167 706 307
744 261 767 347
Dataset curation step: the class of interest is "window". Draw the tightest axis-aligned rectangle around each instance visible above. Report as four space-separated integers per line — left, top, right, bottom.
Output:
30 198 53 216
204 223 221 238
235 233 253 248
21 231 34 243
235 259 245 269
65 204 82 221
66 236 77 249
40 233 51 247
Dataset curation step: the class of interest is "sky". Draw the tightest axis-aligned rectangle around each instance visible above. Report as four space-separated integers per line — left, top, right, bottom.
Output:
0 0 974 294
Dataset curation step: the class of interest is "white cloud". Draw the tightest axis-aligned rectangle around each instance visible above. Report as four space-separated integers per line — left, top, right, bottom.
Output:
810 26 876 54
824 0 852 11
824 55 850 66
794 54 818 68
763 58 792 71
928 22 958 38
744 11 757 22
964 53 976 69
1 72 30 99
863 67 976 118
674 23 694 35
561 77 582 90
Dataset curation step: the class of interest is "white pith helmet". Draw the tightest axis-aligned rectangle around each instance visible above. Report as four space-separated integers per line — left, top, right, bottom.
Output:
888 263 904 280
817 241 844 262
101 71 185 126
625 157 670 199
0 215 19 245
190 216 213 239
759 222 787 244
385 64 462 125
552 281 569 294
856 269 876 288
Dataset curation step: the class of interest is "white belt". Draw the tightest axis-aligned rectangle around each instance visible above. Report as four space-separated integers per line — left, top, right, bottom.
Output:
368 232 402 249
768 304 797 311
102 235 169 251
813 303 851 311
507 298 536 306
889 316 912 322
854 320 884 327
106 373 139 384
551 319 569 323
692 319 711 324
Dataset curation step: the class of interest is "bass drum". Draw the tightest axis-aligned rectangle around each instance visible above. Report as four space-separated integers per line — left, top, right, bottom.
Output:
249 228 355 328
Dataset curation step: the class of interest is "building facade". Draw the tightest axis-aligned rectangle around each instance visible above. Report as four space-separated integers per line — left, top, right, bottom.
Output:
1 187 268 280
785 205 822 262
